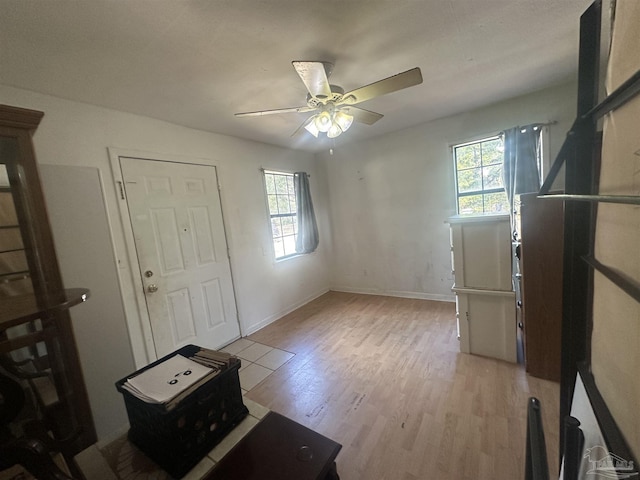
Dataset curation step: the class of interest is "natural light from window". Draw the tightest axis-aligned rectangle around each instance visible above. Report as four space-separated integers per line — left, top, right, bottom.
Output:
453 136 509 215
263 170 298 259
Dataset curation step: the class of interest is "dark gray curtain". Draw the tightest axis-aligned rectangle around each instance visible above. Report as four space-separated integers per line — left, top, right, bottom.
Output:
294 172 319 254
502 125 542 214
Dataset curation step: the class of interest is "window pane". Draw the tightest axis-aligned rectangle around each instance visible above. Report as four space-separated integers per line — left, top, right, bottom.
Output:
458 195 483 215
277 195 290 214
275 175 288 194
273 237 285 258
281 216 295 236
264 171 298 259
265 174 276 194
267 194 278 214
456 144 481 169
483 192 509 214
481 139 502 165
483 164 504 189
271 217 282 238
457 168 482 193
283 235 297 256
454 136 505 214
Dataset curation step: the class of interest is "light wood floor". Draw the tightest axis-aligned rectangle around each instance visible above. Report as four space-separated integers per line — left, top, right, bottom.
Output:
245 291 559 480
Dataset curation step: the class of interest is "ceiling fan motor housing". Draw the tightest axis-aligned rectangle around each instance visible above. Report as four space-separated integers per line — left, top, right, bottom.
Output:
306 85 344 108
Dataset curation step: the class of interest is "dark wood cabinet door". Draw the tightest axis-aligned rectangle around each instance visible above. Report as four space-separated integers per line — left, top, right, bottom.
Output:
520 192 564 382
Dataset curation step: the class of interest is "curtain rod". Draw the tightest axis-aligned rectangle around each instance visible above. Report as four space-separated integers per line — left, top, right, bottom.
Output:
498 121 557 137
259 168 310 177
520 120 557 131
498 121 558 137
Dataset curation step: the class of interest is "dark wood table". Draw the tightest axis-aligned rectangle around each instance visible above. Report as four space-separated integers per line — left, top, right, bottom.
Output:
205 411 341 480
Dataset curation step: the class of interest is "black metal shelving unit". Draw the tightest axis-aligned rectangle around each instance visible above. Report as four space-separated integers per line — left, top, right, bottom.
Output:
535 0 639 472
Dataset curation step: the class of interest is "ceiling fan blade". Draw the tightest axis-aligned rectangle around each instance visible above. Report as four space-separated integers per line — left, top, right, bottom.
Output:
343 106 384 125
339 67 423 105
292 61 333 99
235 105 315 117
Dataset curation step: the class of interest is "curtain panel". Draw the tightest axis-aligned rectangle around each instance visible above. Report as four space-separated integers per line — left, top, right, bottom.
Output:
294 172 319 254
502 125 543 217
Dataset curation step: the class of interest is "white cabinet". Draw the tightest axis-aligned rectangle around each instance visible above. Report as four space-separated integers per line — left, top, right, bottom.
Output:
449 214 516 363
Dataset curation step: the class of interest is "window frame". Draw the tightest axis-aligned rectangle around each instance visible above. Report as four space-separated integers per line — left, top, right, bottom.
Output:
262 169 299 261
452 134 509 215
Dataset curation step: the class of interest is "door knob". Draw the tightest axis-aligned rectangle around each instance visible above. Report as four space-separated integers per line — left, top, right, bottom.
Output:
147 284 158 293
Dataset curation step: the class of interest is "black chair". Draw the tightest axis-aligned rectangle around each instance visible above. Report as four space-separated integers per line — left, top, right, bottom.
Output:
0 371 77 480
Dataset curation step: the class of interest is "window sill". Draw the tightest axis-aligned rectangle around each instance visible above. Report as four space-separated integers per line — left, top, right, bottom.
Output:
274 251 317 263
448 213 510 224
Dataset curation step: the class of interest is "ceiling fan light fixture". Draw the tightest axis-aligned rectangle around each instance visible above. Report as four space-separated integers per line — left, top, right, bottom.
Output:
334 110 353 132
315 110 332 132
236 62 423 142
327 123 343 138
304 119 320 137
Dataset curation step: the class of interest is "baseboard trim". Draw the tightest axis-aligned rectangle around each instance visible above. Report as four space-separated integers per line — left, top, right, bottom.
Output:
329 286 455 303
242 287 331 336
242 286 454 337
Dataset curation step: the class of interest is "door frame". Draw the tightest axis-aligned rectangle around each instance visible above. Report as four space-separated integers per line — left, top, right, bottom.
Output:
108 148 240 367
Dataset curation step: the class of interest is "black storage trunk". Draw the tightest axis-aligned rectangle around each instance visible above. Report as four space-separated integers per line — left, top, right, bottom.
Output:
115 344 249 478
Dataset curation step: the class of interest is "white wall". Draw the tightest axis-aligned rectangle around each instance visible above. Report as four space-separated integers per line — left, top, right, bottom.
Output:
39 165 134 443
0 85 332 441
0 80 576 442
320 82 577 300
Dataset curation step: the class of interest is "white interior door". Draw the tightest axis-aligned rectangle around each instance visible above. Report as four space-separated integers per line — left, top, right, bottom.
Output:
120 157 240 358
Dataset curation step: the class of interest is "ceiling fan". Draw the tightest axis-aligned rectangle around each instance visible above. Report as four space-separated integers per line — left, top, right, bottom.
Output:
235 61 423 139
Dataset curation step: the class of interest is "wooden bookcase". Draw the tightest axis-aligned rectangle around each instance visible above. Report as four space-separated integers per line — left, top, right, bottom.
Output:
0 105 96 468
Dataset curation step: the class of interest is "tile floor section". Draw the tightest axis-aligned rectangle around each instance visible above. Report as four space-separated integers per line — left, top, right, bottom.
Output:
220 338 294 394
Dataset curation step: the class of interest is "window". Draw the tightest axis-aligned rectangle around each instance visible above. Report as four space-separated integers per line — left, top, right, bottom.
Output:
453 136 509 215
263 170 298 259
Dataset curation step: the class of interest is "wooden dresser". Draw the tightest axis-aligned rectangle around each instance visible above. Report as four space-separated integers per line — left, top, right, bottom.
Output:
449 214 517 363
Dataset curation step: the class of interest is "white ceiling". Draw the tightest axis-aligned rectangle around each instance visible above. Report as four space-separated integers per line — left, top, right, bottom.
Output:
0 0 592 152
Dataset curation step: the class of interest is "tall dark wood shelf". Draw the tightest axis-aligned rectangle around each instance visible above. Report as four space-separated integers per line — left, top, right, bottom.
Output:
0 104 96 471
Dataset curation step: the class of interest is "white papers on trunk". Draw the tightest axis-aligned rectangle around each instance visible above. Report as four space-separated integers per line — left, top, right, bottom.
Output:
121 354 214 405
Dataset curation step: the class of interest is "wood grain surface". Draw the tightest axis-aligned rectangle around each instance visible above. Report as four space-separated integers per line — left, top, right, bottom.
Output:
245 291 559 480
